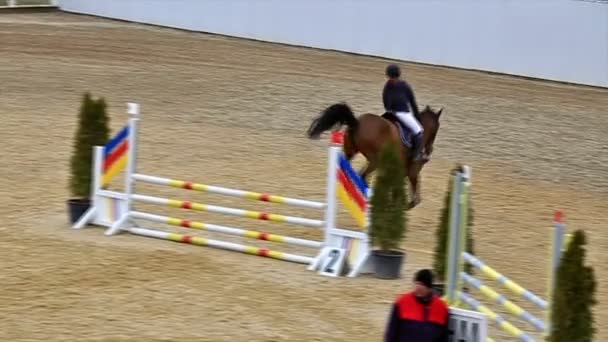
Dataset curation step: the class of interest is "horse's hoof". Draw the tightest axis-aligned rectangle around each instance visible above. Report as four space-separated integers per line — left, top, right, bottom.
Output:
407 198 421 210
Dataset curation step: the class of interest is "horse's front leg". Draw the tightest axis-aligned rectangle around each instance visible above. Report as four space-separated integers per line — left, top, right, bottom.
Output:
406 163 422 210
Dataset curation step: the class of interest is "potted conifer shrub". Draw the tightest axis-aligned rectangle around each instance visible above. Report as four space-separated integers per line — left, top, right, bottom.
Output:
432 165 475 296
549 229 596 342
369 141 407 279
67 93 110 224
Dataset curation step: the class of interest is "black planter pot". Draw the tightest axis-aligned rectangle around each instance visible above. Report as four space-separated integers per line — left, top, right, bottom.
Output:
372 250 405 279
67 198 91 224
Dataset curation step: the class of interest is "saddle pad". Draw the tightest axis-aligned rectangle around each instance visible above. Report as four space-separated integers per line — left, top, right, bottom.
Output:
381 112 413 148
396 122 413 148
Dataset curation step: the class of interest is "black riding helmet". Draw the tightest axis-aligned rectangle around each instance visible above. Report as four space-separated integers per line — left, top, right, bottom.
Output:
385 64 401 78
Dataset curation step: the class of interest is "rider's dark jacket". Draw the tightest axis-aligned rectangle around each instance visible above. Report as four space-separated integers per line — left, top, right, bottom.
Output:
384 292 450 342
382 79 419 116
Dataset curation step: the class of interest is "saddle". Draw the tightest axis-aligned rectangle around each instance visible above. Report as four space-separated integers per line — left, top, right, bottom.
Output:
381 112 414 148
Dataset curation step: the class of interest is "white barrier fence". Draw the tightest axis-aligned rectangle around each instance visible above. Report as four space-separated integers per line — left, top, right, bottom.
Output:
56 0 608 88
2 0 57 8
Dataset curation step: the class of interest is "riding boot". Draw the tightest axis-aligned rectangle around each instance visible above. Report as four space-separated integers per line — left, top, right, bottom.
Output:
413 133 424 161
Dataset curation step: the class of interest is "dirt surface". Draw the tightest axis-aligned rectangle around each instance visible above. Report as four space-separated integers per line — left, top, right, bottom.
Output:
1 11 606 341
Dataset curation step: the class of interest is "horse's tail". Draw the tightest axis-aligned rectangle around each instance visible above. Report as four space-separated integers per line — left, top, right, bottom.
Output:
307 102 359 139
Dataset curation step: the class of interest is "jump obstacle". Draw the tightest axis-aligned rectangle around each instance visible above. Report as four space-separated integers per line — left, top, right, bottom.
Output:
71 102 576 338
444 166 571 342
73 103 373 277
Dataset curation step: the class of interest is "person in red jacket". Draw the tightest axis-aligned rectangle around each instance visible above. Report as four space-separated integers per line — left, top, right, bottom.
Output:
384 269 450 342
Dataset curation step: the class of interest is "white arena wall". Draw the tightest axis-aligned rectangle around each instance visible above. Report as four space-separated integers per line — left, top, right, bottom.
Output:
57 0 608 88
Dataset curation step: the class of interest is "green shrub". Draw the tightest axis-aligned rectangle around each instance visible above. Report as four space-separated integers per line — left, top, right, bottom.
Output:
548 229 596 342
369 142 407 252
69 93 110 198
433 166 475 283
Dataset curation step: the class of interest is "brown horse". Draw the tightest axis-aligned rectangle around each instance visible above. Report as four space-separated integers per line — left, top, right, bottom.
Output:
307 102 443 209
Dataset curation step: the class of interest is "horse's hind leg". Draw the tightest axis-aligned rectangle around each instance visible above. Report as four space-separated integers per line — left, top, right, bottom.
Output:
343 129 358 161
358 157 378 184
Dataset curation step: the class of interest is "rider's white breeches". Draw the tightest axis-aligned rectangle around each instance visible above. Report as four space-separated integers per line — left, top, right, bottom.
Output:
395 111 423 135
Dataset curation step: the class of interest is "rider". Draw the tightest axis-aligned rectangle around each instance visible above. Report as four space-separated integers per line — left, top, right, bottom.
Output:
382 64 425 161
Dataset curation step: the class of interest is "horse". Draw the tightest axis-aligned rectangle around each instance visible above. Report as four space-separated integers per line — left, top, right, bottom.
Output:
306 102 443 209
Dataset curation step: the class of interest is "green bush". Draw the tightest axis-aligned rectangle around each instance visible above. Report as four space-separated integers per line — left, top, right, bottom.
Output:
548 229 596 342
433 166 475 283
369 142 407 252
69 93 110 198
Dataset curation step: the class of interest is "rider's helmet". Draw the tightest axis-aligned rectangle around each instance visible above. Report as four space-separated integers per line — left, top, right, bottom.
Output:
385 64 401 78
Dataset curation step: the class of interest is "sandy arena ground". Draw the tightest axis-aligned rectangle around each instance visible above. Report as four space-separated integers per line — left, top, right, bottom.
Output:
1 11 607 341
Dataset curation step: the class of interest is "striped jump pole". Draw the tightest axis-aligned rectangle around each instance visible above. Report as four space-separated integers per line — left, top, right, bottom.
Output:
460 272 546 331
132 173 326 210
129 227 315 265
459 292 533 342
130 194 324 228
462 252 548 310
130 211 322 249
